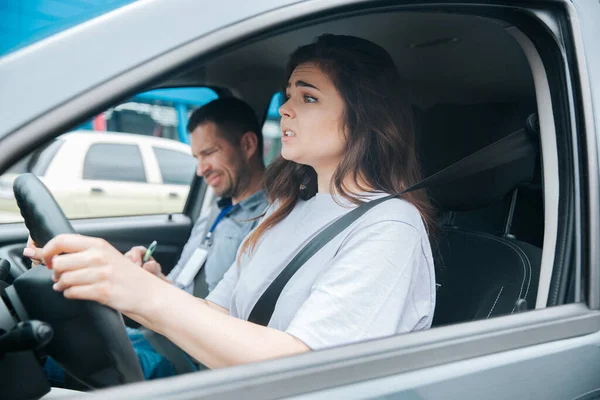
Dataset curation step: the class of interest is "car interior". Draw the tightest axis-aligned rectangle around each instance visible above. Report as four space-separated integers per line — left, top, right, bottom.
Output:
0 8 555 398
164 11 546 323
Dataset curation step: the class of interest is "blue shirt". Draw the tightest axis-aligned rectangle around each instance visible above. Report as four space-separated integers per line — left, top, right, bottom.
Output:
167 190 268 293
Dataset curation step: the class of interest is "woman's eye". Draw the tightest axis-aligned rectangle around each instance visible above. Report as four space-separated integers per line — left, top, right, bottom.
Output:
303 95 317 103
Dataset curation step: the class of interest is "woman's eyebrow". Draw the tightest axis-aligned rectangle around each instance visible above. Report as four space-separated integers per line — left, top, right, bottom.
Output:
287 80 321 91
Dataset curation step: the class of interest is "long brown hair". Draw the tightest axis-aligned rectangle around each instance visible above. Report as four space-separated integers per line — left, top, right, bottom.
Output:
240 34 434 256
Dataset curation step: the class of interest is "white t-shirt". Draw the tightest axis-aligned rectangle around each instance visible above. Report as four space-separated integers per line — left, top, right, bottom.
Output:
207 192 436 350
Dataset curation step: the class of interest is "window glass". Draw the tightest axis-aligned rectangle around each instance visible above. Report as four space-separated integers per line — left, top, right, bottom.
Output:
99 88 218 144
263 92 284 165
30 140 65 176
0 87 218 223
153 147 196 185
5 156 31 175
83 143 147 183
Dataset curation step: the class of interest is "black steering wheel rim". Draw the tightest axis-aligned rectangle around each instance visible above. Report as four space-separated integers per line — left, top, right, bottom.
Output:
10 173 144 388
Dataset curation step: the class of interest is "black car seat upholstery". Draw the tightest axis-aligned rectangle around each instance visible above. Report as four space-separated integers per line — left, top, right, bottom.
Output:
415 102 543 326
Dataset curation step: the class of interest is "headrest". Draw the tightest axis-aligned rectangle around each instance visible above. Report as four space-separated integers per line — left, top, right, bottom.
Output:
415 103 537 212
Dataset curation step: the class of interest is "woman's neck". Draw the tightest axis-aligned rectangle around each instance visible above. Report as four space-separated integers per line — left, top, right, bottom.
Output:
316 167 335 194
315 166 373 195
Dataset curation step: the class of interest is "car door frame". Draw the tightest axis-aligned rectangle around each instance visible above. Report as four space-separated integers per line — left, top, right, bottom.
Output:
0 0 598 399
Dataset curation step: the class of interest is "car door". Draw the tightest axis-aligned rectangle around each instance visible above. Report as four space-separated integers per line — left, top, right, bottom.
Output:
86 2 600 399
0 1 599 399
156 2 597 399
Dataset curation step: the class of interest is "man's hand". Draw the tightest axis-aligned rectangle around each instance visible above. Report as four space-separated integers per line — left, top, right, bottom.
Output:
140 260 168 281
124 246 169 281
123 245 149 266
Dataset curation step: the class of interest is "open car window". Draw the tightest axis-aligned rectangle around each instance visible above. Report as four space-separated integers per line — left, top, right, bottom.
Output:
262 92 284 165
0 87 217 223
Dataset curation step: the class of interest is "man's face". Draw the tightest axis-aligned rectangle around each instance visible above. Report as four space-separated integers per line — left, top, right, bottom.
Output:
190 122 248 198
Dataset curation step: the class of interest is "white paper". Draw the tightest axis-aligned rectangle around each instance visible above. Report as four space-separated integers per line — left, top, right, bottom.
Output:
175 248 208 287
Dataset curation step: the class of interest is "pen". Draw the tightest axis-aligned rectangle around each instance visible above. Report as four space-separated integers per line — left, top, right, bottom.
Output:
143 240 158 263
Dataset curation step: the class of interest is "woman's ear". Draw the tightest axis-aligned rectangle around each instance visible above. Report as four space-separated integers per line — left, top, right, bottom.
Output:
240 131 259 161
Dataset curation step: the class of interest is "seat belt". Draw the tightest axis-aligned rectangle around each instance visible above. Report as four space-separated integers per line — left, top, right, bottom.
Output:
140 328 198 374
248 125 538 327
143 201 223 374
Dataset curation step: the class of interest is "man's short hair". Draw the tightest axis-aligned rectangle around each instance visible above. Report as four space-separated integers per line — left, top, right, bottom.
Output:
187 97 263 157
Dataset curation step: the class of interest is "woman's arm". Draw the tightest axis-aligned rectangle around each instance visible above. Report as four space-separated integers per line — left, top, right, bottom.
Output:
39 234 309 369
146 284 310 369
121 299 228 331
203 299 229 315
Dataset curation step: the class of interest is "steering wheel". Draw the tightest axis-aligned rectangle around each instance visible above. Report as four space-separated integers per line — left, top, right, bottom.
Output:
8 173 143 388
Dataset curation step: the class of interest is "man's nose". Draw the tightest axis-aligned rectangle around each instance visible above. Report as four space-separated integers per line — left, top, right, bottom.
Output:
197 160 211 177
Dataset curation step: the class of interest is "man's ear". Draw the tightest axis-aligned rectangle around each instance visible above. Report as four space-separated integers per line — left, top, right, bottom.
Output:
240 131 258 161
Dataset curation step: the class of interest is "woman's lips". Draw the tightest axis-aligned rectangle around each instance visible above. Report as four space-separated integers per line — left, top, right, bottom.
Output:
281 129 297 143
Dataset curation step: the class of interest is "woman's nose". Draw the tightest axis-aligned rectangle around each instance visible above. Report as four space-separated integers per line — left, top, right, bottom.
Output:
279 98 295 119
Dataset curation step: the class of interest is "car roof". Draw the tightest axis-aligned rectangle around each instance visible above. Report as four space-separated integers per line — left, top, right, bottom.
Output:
0 0 536 142
60 130 192 154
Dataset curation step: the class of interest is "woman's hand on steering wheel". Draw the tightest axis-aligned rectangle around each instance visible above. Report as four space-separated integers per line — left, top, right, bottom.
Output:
38 233 165 317
23 236 43 267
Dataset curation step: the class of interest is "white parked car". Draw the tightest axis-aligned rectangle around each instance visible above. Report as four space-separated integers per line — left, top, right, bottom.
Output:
0 130 196 222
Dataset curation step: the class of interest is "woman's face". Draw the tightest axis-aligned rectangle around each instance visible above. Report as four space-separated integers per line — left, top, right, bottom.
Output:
279 63 347 172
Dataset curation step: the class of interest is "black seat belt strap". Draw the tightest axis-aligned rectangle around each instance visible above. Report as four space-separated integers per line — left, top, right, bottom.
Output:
141 329 198 374
248 127 537 326
193 202 222 298
143 202 223 374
